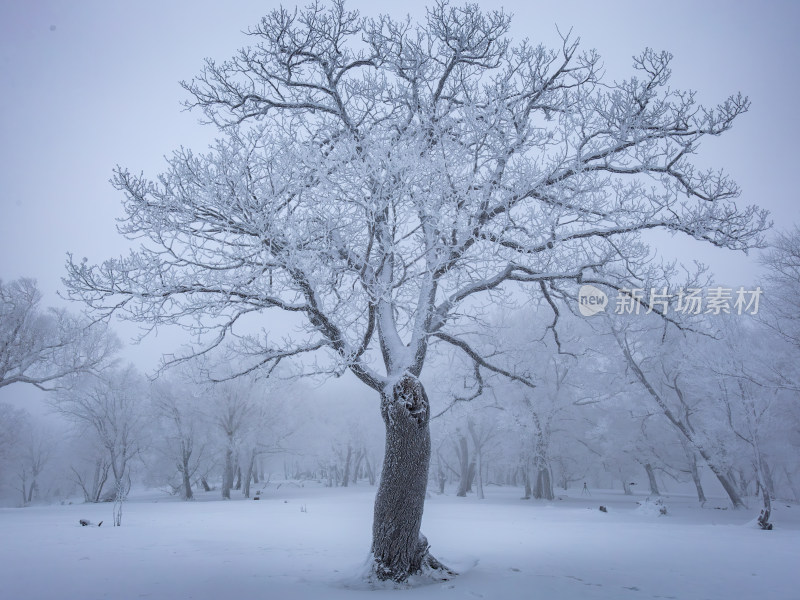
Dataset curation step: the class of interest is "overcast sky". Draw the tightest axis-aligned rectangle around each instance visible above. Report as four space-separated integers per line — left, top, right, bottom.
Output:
1 0 798 380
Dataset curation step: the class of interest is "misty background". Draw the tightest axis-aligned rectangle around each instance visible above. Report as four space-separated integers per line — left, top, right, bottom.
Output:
1 1 799 508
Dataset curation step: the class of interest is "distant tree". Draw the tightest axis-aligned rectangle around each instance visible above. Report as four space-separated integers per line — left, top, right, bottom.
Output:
466 417 498 500
238 382 292 498
53 366 147 509
611 321 746 508
15 421 53 506
760 226 800 348
0 403 29 499
704 316 799 527
205 378 261 500
753 228 800 504
453 426 476 497
150 377 208 500
64 1 767 581
0 402 26 464
0 278 117 391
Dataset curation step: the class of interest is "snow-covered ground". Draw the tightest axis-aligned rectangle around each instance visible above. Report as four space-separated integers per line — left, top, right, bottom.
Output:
1 484 797 600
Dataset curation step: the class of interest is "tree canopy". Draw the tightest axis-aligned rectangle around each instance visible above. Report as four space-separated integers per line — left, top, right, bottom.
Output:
65 1 768 391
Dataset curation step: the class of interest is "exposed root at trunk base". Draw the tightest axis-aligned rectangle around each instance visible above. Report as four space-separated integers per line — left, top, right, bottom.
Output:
369 535 457 585
758 507 773 530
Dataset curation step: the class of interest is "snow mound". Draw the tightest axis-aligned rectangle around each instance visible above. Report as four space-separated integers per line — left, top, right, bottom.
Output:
634 497 668 517
339 553 476 590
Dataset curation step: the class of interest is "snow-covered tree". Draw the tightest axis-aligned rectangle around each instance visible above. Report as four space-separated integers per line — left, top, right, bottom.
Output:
207 379 257 500
150 376 209 500
14 420 53 506
610 319 747 508
64 2 767 581
0 403 30 501
53 366 147 507
0 278 117 391
0 402 26 466
759 226 800 348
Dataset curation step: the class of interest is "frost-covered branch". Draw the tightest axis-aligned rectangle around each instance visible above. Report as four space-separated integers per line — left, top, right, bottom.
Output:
0 279 118 391
64 1 766 396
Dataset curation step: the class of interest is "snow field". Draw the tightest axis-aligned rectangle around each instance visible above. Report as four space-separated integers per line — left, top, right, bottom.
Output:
1 484 797 600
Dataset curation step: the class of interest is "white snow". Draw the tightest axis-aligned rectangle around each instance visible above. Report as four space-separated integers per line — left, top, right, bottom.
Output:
1 484 798 599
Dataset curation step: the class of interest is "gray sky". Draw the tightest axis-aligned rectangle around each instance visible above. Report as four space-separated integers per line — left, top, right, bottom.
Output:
1 0 798 377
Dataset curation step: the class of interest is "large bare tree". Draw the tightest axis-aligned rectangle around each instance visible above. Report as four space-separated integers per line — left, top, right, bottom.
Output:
65 1 767 581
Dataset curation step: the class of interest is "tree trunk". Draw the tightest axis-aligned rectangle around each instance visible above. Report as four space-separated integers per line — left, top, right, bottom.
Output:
754 444 774 529
475 449 484 500
645 463 660 496
222 448 234 499
760 456 775 500
690 439 744 508
522 464 532 499
180 445 193 500
708 464 745 509
690 456 706 504
19 470 28 506
342 444 353 487
455 434 470 497
91 457 109 502
200 476 211 492
365 454 376 486
533 466 554 500
353 448 365 485
465 460 476 493
681 440 706 504
436 451 446 494
325 462 334 487
234 464 242 490
25 478 36 504
243 448 256 498
370 375 452 582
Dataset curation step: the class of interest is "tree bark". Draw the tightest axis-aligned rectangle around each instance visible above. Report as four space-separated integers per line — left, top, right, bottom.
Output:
365 454 375 486
690 456 706 504
681 440 706 504
455 434 470 497
180 443 193 500
475 449 484 500
707 464 744 508
342 444 353 487
645 463 660 496
353 448 365 486
760 456 775 500
234 464 242 490
522 463 532 499
243 448 256 498
534 466 554 500
370 375 452 582
91 457 109 502
435 451 446 494
222 448 234 499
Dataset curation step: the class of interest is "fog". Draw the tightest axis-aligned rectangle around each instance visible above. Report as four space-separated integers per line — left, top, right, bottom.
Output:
1 1 799 597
